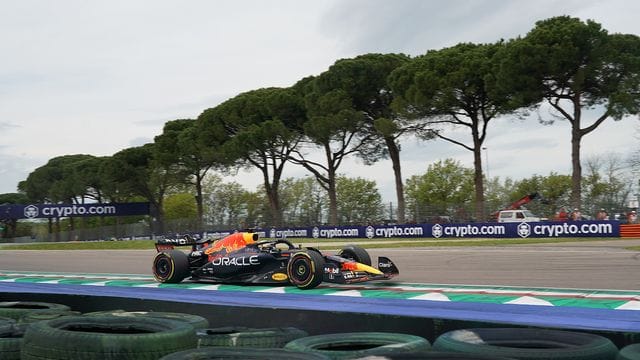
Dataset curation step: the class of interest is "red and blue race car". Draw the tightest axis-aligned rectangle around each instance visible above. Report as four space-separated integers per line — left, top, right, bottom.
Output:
152 231 398 290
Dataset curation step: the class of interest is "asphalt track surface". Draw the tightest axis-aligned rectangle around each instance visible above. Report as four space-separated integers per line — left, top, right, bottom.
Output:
1 238 639 290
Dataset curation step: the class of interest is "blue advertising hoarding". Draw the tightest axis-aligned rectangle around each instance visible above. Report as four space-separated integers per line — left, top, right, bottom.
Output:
0 203 150 219
262 220 619 240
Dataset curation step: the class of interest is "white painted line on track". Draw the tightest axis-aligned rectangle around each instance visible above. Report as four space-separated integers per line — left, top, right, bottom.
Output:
254 287 287 294
617 301 640 310
410 293 451 301
328 290 362 297
506 296 554 306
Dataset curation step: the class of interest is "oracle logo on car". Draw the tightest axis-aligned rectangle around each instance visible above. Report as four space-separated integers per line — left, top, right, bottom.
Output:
211 255 259 266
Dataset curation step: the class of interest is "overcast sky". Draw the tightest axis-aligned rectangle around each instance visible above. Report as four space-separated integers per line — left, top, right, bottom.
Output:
1 0 639 202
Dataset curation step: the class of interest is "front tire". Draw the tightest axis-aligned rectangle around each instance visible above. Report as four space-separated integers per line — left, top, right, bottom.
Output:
338 245 372 266
153 250 190 283
287 251 325 290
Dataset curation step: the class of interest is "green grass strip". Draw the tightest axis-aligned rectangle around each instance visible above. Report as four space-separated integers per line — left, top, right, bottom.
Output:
0 236 631 250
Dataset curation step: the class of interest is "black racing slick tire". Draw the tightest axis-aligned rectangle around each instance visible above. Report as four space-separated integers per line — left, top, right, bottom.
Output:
153 249 190 283
287 250 325 290
618 344 640 360
432 328 619 360
159 347 332 360
84 310 209 329
196 326 308 348
0 302 71 321
338 245 372 266
21 315 197 360
283 332 431 359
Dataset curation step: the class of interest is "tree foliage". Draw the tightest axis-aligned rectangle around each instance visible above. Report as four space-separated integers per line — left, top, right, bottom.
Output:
308 53 419 224
405 159 474 221
336 176 383 225
155 119 222 230
104 144 178 234
498 16 640 209
390 42 519 221
197 87 306 227
202 174 263 229
7 16 640 236
279 177 325 226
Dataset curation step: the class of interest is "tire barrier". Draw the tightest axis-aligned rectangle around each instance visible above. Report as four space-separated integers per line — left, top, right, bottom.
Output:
347 353 517 359
0 316 15 336
18 310 82 324
159 346 333 359
84 309 210 329
196 326 308 348
283 332 432 359
432 328 619 360
0 301 71 321
618 343 640 360
21 315 198 360
0 323 26 360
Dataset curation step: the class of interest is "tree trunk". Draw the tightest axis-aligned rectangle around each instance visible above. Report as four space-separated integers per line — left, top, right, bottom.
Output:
328 168 338 225
265 184 282 227
571 127 583 210
195 175 204 232
473 147 485 222
150 200 165 235
386 136 405 224
471 120 485 222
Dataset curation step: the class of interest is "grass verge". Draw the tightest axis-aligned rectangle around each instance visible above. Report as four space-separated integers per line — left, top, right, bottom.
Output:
0 236 631 251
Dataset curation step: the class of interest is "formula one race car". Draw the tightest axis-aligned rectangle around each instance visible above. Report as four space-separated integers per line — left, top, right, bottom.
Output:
152 231 398 290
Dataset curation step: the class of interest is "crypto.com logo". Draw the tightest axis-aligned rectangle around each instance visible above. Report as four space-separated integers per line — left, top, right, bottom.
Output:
517 222 532 238
23 205 39 219
432 224 443 238
365 226 375 239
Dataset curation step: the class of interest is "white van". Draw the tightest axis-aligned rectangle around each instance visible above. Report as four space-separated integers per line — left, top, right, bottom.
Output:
497 210 541 223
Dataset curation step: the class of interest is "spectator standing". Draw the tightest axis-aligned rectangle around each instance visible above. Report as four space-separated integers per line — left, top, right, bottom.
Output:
628 210 638 224
570 208 582 221
557 208 568 221
596 208 608 220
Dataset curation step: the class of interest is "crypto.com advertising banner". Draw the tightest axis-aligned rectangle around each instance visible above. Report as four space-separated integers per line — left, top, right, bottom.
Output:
0 203 150 219
265 220 619 239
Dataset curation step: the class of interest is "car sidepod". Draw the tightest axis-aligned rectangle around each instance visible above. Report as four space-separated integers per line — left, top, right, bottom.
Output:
191 251 291 285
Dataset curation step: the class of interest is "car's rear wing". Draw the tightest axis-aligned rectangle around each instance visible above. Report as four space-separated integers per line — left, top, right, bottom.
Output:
155 235 213 252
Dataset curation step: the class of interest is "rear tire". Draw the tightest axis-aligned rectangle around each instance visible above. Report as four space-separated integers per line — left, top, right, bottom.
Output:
153 250 190 283
287 251 325 290
338 245 371 266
